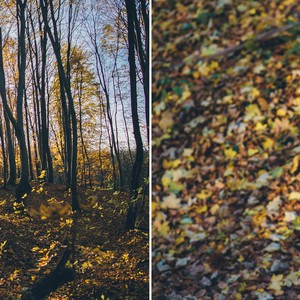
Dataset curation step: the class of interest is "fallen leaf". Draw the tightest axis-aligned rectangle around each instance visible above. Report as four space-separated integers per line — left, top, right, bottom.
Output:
269 274 283 292
264 242 281 252
161 193 181 209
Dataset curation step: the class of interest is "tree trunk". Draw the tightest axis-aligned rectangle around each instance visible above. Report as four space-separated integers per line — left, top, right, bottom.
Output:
40 0 79 211
4 111 16 185
133 0 149 145
25 94 34 181
0 115 7 189
124 0 144 231
0 1 32 203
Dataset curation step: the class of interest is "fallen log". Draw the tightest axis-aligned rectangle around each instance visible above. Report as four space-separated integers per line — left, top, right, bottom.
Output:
21 248 74 300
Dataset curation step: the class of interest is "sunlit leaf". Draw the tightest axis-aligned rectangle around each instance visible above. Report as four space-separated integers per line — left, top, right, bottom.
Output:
269 274 284 292
288 192 300 201
224 148 237 159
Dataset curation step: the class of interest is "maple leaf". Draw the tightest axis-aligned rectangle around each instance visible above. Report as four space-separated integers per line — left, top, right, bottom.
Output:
273 118 290 134
224 148 237 159
284 271 300 287
269 274 283 292
161 193 181 209
159 111 174 132
254 121 267 131
262 137 274 150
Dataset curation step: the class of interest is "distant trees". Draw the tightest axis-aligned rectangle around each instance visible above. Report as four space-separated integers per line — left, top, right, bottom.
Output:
0 0 31 202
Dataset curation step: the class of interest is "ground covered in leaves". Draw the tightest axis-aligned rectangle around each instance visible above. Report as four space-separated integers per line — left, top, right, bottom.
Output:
0 183 149 299
153 1 300 299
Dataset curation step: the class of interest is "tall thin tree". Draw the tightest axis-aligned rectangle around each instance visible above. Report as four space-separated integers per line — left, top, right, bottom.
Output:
124 0 144 230
0 0 32 202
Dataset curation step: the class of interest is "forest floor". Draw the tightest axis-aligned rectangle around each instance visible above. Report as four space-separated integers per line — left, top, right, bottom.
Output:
153 1 300 299
0 182 149 299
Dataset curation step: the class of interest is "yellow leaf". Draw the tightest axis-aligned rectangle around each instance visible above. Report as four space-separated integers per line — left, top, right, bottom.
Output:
157 221 170 237
152 201 158 214
9 270 19 281
65 218 73 225
276 61 283 69
238 255 244 262
262 137 274 150
270 274 284 291
38 170 46 179
82 261 93 269
162 159 181 169
251 87 260 99
36 187 44 194
224 163 234 176
161 177 171 188
193 70 200 79
288 192 300 201
291 155 300 174
253 210 267 226
286 75 292 82
196 205 208 214
235 293 242 300
284 271 300 286
175 235 185 245
248 148 259 157
197 62 210 76
210 204 220 215
223 95 233 104
224 148 237 159
293 97 300 106
196 190 212 200
254 121 267 131
245 104 262 120
210 61 219 70
228 14 237 24
276 108 286 117
182 89 191 100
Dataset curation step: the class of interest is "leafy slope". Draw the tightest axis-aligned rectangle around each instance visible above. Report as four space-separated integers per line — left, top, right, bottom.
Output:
152 1 300 299
0 185 149 299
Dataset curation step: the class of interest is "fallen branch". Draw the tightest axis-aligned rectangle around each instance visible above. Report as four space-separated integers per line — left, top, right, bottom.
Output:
188 21 300 64
21 247 74 300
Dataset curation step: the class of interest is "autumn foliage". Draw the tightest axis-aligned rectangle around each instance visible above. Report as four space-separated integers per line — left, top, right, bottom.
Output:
153 0 300 299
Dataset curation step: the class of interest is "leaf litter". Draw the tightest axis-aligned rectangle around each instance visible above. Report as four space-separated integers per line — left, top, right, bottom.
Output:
153 0 300 299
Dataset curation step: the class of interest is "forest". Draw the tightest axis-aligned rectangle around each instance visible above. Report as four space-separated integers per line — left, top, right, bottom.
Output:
0 0 149 299
153 0 300 299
